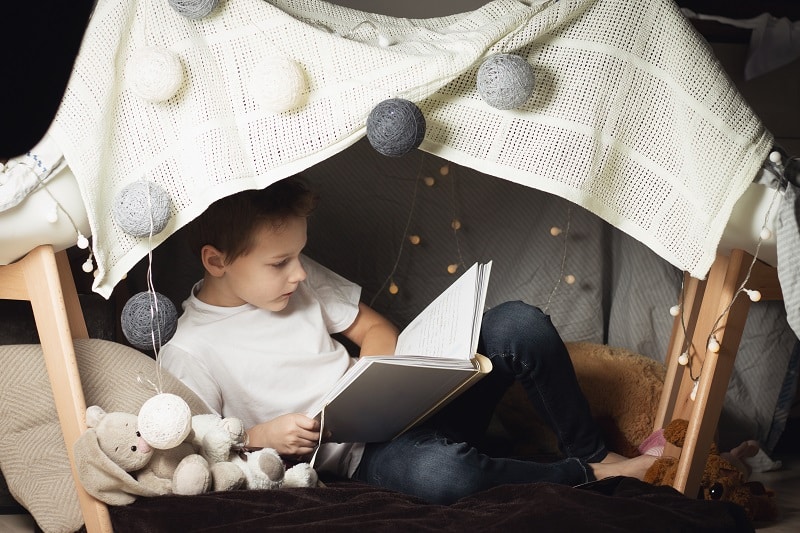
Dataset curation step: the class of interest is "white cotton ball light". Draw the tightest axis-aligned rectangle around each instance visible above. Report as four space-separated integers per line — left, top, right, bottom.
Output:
251 57 307 113
138 393 193 449
113 181 172 238
168 0 219 20
707 337 720 353
128 46 184 103
476 53 535 110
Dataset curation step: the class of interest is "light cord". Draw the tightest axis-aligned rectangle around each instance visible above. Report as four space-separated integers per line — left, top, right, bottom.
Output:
369 155 425 306
543 205 572 314
678 174 784 382
448 169 467 270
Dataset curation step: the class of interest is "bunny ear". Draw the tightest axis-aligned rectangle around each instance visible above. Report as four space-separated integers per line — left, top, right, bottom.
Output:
85 405 107 428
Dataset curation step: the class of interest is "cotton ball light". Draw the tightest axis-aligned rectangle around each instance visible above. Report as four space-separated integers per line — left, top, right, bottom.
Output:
45 201 59 223
366 98 426 157
138 393 192 450
128 46 183 103
121 291 178 351
678 352 689 366
476 53 535 110
113 181 172 238
707 336 720 353
76 233 90 250
167 0 219 19
251 57 307 113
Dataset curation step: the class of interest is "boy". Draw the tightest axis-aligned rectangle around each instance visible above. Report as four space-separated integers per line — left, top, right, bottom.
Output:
161 176 655 504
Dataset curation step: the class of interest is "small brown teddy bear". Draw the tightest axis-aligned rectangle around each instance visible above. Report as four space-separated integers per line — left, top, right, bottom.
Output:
642 418 778 523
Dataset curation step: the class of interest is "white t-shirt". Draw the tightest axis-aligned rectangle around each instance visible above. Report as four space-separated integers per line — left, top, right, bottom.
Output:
160 255 364 477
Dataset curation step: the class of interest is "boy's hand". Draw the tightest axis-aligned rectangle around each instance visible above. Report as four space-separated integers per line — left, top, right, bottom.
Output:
247 413 322 458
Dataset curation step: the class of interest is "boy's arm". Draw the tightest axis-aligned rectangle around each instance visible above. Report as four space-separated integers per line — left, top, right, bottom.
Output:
341 302 399 357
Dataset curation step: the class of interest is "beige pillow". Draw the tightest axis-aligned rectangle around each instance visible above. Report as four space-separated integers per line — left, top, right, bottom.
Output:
0 339 209 533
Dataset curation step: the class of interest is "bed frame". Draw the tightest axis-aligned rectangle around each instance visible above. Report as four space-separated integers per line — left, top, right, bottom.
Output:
0 244 782 532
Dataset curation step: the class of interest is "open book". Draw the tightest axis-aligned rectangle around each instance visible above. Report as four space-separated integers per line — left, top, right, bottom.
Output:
306 261 493 443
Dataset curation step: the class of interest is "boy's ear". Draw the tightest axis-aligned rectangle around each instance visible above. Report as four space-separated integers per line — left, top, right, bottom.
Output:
201 245 227 277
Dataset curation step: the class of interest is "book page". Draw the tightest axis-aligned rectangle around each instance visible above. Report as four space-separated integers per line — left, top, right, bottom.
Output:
395 262 491 359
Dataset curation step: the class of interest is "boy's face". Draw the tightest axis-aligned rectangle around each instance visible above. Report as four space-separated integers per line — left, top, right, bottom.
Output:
212 215 308 311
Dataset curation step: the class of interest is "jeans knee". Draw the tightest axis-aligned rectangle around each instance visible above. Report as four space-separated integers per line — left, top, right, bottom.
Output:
483 301 551 341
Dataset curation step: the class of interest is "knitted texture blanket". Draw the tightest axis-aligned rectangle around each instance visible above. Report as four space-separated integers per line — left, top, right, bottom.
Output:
49 0 772 297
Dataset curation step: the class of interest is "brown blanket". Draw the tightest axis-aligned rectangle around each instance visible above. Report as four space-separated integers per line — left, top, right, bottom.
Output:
108 476 753 532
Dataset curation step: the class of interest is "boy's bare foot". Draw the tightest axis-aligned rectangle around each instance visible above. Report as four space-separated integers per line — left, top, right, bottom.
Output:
600 451 628 463
589 453 657 481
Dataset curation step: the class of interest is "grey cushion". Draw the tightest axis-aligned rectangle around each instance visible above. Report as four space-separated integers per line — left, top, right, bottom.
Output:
0 339 209 533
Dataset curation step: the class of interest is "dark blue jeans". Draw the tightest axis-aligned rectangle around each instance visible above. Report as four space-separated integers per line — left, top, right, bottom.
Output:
352 301 608 504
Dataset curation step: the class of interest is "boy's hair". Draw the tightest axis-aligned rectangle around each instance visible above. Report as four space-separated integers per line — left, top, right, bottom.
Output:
187 175 318 264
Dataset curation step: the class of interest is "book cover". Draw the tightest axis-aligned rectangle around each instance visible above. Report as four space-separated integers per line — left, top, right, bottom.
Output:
307 261 493 443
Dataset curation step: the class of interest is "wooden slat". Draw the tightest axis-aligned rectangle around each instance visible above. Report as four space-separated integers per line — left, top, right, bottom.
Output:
0 246 112 533
657 249 781 496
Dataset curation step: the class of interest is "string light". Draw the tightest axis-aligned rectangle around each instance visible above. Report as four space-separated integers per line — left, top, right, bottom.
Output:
29 172 95 274
673 150 785 392
707 335 720 353
690 379 700 401
744 289 762 302
543 206 572 314
371 157 470 301
369 155 425 306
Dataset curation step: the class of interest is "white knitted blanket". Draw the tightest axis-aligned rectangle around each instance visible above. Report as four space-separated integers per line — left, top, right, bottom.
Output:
49 0 773 298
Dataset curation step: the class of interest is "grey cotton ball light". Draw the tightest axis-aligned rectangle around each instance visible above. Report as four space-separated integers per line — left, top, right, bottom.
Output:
168 0 219 19
366 98 426 157
121 291 178 351
113 181 172 238
477 53 535 110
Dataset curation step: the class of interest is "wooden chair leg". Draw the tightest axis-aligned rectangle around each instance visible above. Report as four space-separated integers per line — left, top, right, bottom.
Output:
2 246 112 533
655 249 781 496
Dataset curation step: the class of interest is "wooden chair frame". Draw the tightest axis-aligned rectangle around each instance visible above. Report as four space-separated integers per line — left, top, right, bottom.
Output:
0 244 782 530
0 245 112 533
654 249 782 496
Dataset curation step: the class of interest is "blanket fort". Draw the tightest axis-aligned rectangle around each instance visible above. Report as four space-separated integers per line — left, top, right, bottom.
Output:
48 0 772 298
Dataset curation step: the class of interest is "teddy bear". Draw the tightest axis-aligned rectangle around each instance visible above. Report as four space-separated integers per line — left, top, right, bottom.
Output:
641 418 778 523
74 405 220 505
74 403 316 505
188 412 319 489
137 392 318 490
